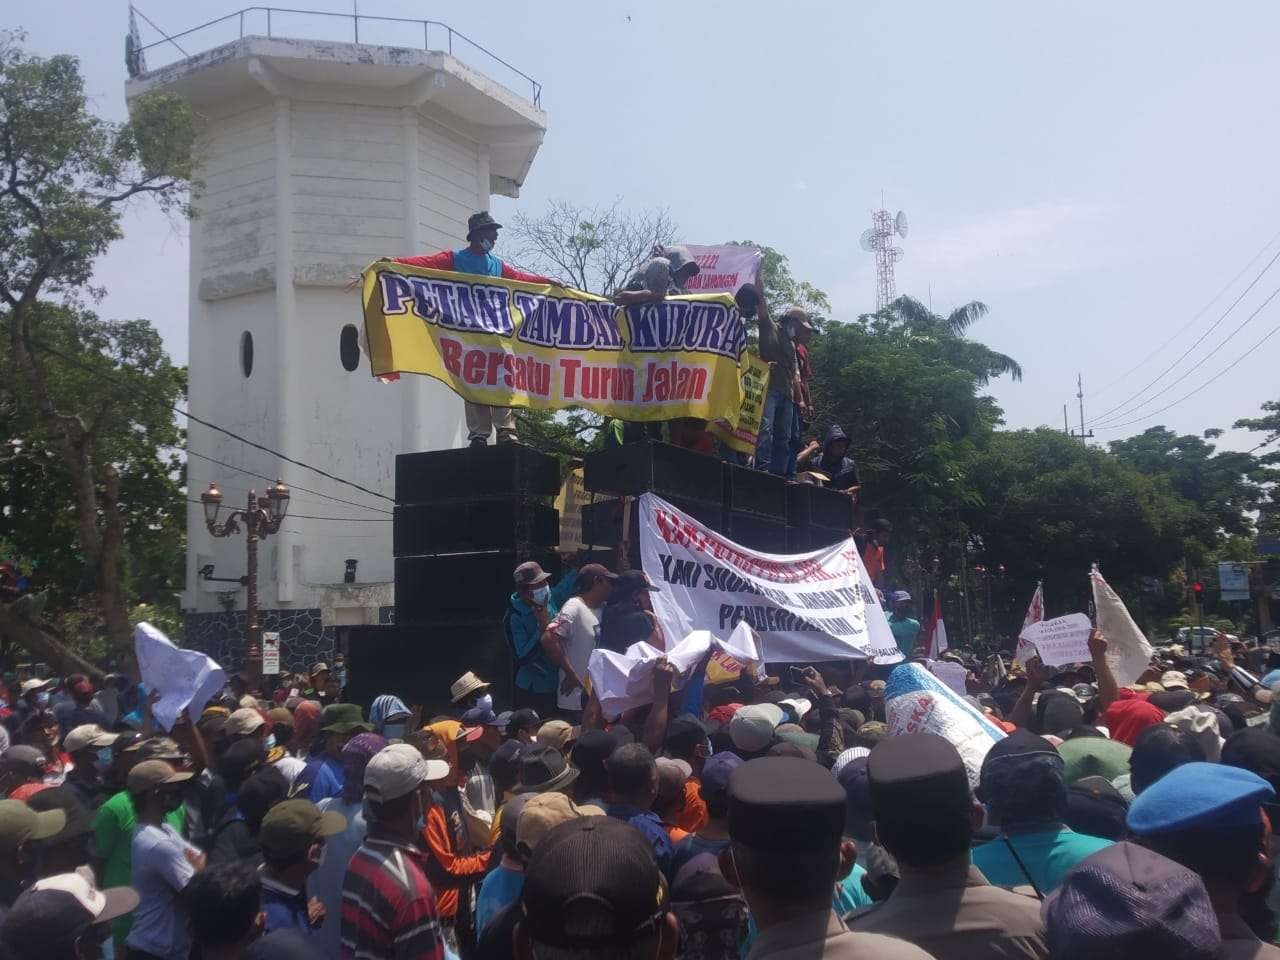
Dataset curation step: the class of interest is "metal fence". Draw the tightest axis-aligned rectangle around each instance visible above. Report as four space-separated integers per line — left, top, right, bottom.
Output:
136 6 542 107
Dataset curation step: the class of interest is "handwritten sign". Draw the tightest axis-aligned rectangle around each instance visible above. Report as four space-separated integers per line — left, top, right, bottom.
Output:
262 632 280 675
134 622 226 731
928 659 969 697
1020 613 1093 667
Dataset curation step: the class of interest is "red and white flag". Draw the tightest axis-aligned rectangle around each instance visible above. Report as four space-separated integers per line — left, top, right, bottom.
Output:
924 591 949 659
1014 582 1044 664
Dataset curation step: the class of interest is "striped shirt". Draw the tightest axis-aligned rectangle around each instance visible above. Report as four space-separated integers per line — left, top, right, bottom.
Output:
341 828 444 960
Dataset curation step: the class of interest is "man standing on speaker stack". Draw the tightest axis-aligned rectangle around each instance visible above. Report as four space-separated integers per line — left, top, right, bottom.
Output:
390 211 555 448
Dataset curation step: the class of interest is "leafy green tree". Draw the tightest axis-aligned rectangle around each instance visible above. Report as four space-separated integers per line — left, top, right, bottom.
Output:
1235 398 1280 539
0 33 196 674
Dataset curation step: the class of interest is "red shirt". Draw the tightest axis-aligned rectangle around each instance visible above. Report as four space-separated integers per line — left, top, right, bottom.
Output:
391 250 551 284
341 829 444 960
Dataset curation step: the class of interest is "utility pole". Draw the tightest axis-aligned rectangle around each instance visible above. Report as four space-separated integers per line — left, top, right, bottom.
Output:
1070 373 1095 443
1063 404 1070 436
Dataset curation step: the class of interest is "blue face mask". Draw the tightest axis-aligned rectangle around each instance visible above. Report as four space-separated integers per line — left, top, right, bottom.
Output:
475 693 493 713
34 691 50 707
95 747 114 772
531 585 551 606
382 722 407 741
264 734 277 751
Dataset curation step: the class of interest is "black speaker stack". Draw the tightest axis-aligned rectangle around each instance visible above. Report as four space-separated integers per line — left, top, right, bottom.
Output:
346 444 563 711
346 440 859 712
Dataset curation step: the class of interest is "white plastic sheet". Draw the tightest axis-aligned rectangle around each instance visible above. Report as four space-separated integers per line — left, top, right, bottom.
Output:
134 622 226 731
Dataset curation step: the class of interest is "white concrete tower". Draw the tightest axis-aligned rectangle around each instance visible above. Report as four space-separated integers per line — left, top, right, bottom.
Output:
125 13 545 670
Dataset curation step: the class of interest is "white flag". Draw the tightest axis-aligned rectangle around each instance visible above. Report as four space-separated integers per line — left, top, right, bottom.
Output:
134 622 226 731
1090 565 1153 687
1014 582 1045 664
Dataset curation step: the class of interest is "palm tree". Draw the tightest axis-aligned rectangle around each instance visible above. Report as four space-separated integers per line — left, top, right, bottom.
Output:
884 295 1023 385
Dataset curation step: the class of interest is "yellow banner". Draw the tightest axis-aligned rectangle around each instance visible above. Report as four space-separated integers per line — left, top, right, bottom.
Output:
707 353 770 455
362 262 748 422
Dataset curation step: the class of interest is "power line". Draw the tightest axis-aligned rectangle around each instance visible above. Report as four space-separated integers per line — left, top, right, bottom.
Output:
1086 243 1280 428
182 498 391 521
1091 278 1280 429
185 450 392 515
26 337 395 503
1095 306 1280 432
1092 227 1280 399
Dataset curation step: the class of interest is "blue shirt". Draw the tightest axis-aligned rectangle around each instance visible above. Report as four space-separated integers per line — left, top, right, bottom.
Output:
451 248 503 277
888 615 920 658
300 755 344 803
605 803 674 881
476 863 524 934
971 827 1113 893
260 875 311 935
1262 669 1280 689
505 571 578 695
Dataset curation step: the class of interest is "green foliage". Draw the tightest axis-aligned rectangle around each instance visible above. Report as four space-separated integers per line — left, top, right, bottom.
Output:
0 304 187 644
727 242 831 320
0 32 198 304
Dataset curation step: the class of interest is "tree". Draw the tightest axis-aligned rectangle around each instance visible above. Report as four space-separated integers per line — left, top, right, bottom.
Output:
0 34 197 675
728 242 831 320
509 198 676 295
1235 398 1280 538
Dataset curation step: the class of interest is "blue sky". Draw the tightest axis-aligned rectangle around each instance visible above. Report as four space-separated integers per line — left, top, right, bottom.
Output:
19 1 1280 452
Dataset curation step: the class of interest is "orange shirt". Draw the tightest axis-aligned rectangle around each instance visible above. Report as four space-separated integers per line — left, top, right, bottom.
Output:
420 804 491 919
863 543 885 583
673 777 709 834
667 824 690 844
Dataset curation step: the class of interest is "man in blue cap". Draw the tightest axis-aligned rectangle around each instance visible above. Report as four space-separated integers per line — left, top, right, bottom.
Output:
1128 761 1280 959
887 593 920 661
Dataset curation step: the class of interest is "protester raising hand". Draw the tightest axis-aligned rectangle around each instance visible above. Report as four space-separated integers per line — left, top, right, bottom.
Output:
800 666 829 699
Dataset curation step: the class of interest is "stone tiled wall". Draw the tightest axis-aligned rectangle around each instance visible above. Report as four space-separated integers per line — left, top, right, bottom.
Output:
184 608 335 673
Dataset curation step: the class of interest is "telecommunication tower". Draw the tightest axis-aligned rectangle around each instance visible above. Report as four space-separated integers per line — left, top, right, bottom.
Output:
860 208 909 309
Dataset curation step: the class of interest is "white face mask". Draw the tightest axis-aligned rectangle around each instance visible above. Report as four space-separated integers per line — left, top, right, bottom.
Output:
531 585 551 606
478 237 495 253
475 693 493 713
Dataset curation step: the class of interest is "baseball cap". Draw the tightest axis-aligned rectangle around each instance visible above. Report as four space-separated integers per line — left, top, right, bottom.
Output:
614 569 659 594
508 708 541 734
18 678 53 696
0 872 138 950
63 724 119 754
664 714 707 754
891 591 912 604
515 792 605 855
698 751 744 800
537 719 580 752
364 743 448 804
1160 671 1190 691
460 705 502 728
127 760 193 793
129 736 185 761
576 563 618 590
1042 842 1220 960
513 561 552 587
729 703 784 754
258 799 347 859
521 816 665 949
27 786 95 845
778 697 813 722
2 745 47 779
570 729 618 781
655 758 690 807
226 708 266 737
0 799 66 854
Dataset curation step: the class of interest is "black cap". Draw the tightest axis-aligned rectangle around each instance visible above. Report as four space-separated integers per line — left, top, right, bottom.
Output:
614 570 659 595
982 728 1058 769
571 729 619 779
491 739 524 786
26 786 93 843
508 708 541 734
1065 776 1129 841
727 757 845 852
1222 728 1280 792
521 816 665 949
664 714 708 754
219 738 265 788
867 733 969 823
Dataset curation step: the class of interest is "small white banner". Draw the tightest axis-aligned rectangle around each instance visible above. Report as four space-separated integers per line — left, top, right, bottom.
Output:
1020 612 1094 667
639 493 900 663
134 622 226 731
681 244 764 295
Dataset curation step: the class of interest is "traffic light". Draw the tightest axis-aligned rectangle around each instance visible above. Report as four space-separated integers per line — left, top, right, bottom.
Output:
1192 581 1204 597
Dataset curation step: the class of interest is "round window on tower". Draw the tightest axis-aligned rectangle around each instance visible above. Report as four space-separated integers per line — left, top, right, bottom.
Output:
339 324 360 372
240 330 254 378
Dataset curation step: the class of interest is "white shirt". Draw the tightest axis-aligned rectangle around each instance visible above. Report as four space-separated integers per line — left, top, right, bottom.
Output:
549 597 601 711
128 822 197 960
273 754 307 786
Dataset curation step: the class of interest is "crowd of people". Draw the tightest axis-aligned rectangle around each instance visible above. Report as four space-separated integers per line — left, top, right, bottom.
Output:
1 560 1280 960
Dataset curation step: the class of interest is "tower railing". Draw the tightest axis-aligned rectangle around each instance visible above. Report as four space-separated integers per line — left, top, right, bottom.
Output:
135 6 542 107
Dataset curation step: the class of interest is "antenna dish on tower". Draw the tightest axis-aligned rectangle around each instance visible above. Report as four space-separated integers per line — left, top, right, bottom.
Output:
895 211 909 238
861 203 909 309
890 248 904 263
859 228 877 252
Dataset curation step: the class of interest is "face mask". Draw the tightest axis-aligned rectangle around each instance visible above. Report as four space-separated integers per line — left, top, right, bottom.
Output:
382 722 407 741
94 747 114 772
34 692 50 707
531 585 551 605
475 693 493 713
162 791 184 813
308 840 327 868
478 237 495 253
413 793 427 833
264 734 277 751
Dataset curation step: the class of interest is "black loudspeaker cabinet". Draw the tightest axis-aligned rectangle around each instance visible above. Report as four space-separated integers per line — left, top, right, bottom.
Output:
583 441 724 500
393 501 558 555
396 443 560 504
786 483 857 532
395 550 561 624
722 462 787 519
723 511 790 553
343 622 513 716
580 497 724 548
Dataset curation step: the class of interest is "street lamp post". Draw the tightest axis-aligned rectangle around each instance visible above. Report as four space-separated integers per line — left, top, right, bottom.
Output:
200 480 290 690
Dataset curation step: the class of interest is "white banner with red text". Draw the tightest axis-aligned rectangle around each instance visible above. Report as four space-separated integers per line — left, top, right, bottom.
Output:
639 493 900 663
